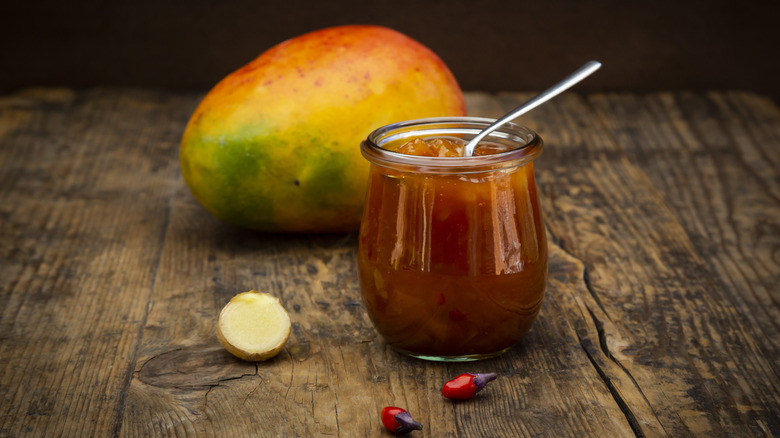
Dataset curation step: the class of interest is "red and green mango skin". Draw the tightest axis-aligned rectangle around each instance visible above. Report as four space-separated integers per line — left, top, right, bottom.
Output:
180 25 466 232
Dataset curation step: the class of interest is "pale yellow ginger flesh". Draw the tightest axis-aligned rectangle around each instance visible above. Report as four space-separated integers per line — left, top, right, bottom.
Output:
217 290 291 361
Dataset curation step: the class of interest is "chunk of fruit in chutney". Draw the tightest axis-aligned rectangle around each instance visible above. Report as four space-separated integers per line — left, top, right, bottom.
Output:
391 137 513 157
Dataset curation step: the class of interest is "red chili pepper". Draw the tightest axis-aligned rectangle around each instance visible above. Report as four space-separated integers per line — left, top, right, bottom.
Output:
380 406 423 434
441 372 497 400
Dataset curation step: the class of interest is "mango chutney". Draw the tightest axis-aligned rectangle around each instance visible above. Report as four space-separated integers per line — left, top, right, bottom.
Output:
358 117 547 361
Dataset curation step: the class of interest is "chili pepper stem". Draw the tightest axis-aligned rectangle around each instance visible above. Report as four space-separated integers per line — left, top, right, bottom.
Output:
471 372 498 392
394 412 423 433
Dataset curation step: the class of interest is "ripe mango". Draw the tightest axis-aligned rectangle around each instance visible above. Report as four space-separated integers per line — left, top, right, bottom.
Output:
180 25 466 232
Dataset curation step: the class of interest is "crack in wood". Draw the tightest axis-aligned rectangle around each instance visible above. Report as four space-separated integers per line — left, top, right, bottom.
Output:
587 296 676 435
204 384 217 409
578 332 645 438
243 364 262 405
200 368 260 407
581 299 672 436
554 232 653 436
547 225 614 323
582 265 613 323
549 221 667 436
585 304 661 426
585 305 615 363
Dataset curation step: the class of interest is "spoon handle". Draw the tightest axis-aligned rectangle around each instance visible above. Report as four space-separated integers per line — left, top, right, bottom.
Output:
464 60 602 156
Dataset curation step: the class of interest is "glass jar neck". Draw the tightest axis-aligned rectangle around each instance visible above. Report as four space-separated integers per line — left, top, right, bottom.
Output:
361 117 543 175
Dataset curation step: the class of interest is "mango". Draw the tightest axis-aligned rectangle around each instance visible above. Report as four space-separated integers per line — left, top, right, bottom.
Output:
180 25 466 232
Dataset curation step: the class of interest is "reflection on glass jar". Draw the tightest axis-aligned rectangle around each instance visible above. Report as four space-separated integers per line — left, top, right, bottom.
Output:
358 117 548 361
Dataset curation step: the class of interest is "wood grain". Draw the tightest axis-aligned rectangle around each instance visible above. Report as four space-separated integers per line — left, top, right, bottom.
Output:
0 88 778 437
0 88 198 436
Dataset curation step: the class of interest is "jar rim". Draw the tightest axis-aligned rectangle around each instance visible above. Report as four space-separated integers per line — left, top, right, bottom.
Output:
361 117 543 174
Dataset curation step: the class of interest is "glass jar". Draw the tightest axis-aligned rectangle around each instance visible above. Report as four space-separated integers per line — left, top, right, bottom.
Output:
358 117 548 361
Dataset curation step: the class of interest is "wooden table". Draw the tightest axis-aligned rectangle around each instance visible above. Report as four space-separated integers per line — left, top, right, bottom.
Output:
1 88 778 437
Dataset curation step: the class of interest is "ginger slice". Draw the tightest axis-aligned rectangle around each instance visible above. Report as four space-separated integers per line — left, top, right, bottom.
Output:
217 290 291 361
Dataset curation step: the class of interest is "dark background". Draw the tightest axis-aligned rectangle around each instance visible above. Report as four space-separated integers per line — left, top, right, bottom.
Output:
1 0 778 98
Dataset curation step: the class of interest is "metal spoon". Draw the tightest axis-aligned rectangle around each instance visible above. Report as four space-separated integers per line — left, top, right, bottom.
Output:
463 60 602 156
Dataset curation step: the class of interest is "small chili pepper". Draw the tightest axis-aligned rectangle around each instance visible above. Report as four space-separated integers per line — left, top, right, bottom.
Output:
441 372 497 400
380 406 423 435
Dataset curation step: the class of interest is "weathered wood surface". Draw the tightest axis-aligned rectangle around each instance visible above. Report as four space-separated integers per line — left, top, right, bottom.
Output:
0 88 778 437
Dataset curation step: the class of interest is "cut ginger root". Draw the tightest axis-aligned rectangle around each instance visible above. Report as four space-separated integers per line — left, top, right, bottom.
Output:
217 290 291 361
